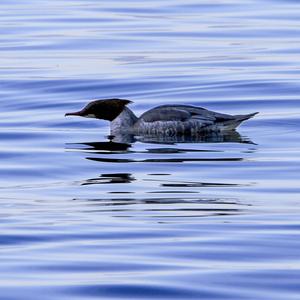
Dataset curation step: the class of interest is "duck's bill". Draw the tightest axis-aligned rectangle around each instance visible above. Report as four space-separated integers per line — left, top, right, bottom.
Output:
65 111 82 117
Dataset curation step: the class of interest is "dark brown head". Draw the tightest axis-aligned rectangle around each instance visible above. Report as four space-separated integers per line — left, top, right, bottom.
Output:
65 98 132 121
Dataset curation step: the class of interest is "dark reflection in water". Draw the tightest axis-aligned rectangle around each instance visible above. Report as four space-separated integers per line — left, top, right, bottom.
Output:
67 140 132 153
67 130 253 163
65 131 253 219
86 156 243 163
74 195 247 218
153 181 244 188
65 130 256 220
67 130 253 153
82 173 244 188
82 173 135 185
65 141 124 154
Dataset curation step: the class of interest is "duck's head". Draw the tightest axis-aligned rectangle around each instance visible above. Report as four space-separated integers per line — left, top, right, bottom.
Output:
65 98 132 121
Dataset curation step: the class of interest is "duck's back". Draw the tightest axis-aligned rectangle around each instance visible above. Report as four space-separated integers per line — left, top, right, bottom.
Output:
134 105 250 134
133 104 254 134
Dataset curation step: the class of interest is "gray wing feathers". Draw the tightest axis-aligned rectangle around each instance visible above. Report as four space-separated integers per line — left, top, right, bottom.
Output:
140 108 192 122
139 105 233 123
137 105 257 131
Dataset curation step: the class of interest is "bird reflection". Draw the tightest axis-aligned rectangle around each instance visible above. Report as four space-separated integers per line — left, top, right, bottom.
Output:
67 130 254 153
74 195 250 219
66 130 255 163
81 173 135 185
66 131 254 220
68 135 131 153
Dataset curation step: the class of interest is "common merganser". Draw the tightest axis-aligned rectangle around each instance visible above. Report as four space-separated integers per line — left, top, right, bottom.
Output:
65 98 258 135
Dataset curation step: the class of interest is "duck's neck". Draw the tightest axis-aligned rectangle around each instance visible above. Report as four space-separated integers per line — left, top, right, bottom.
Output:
110 107 138 135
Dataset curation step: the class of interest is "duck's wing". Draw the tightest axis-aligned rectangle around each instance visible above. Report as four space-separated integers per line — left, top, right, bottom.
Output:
138 105 234 123
139 107 191 122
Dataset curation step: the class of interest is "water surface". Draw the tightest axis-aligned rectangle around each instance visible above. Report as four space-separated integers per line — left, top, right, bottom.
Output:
1 0 300 299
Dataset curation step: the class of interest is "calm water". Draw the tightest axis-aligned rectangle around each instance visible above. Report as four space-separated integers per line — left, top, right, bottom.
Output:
1 0 300 299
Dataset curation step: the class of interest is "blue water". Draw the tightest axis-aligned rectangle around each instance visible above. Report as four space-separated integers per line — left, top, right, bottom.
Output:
1 0 300 299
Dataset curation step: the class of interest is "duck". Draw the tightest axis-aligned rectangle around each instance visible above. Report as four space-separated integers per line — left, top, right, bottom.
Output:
65 98 258 136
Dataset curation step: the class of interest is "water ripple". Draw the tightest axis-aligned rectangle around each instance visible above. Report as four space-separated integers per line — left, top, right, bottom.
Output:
1 0 300 299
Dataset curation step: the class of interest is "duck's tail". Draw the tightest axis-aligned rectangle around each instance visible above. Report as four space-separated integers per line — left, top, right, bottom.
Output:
222 112 259 130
